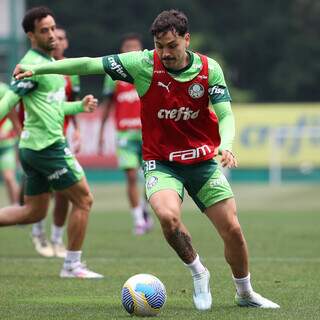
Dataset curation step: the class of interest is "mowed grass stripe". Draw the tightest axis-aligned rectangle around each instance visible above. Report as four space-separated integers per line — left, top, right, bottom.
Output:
0 183 319 319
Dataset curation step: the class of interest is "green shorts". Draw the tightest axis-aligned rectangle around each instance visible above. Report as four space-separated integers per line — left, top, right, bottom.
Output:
116 130 142 170
144 159 234 212
19 140 84 196
0 146 16 171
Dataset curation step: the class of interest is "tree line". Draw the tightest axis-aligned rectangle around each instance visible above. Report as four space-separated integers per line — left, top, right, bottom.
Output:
27 0 320 102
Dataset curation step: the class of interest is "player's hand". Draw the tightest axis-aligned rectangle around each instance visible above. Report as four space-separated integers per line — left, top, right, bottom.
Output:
82 95 97 113
13 64 33 80
220 150 238 168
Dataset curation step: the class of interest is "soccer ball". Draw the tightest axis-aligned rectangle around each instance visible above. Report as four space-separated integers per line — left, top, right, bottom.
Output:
121 273 167 316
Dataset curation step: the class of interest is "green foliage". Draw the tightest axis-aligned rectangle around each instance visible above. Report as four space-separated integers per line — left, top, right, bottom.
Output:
25 0 320 102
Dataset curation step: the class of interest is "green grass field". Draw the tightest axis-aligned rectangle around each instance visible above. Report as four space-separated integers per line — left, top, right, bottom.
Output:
0 183 319 319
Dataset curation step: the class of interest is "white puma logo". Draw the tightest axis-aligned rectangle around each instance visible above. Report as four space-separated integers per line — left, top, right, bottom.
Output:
157 81 171 92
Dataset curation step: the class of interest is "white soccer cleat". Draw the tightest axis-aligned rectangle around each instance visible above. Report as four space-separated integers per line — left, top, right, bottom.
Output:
192 268 212 311
133 223 148 236
32 234 54 257
144 213 154 232
60 262 104 279
52 242 67 258
235 291 280 308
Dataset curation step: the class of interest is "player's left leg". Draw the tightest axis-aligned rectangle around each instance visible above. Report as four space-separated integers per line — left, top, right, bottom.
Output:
0 193 50 226
205 194 280 308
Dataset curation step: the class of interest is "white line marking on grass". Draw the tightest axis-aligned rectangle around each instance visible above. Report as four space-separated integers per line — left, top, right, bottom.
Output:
1 256 320 263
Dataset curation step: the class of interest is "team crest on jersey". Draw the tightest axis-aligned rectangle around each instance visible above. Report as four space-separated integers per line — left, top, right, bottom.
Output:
188 83 204 99
146 176 158 189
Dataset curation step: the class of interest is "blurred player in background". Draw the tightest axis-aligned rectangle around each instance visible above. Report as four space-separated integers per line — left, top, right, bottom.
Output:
31 26 82 258
14 8 281 306
98 34 153 235
0 82 20 204
0 6 102 278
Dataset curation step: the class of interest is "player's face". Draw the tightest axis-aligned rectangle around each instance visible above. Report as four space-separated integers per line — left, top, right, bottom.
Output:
53 28 69 59
29 15 57 53
154 30 190 70
121 39 142 53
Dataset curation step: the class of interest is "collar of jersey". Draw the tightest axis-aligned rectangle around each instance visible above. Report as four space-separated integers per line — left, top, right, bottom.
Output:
30 48 54 61
165 50 194 75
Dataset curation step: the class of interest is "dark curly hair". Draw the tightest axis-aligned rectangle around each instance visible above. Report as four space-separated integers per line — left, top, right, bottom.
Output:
150 9 189 37
22 6 55 33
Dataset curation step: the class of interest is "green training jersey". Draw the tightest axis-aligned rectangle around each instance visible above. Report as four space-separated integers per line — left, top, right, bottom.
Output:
102 49 231 104
21 49 235 151
102 50 234 150
10 49 67 150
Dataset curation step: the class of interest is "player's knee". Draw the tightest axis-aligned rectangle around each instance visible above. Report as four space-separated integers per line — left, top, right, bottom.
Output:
87 192 94 209
158 211 180 233
22 204 46 223
223 224 244 244
77 192 94 212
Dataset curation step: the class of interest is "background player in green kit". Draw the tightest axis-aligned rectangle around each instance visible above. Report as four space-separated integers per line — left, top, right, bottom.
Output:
0 82 20 204
14 9 280 307
0 6 102 278
98 33 153 235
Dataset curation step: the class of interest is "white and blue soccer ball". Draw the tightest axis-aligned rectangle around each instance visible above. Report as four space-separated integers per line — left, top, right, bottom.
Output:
121 273 167 317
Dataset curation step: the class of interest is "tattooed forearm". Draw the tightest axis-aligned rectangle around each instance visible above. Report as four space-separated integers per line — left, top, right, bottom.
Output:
166 228 196 263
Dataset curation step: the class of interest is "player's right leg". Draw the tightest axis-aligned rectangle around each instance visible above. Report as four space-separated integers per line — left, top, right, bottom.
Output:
148 189 212 311
145 162 211 311
57 177 103 279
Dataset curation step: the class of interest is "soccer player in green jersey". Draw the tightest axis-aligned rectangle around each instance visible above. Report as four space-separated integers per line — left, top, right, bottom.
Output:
14 9 280 307
31 26 82 258
0 82 20 204
0 6 103 278
98 34 153 235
